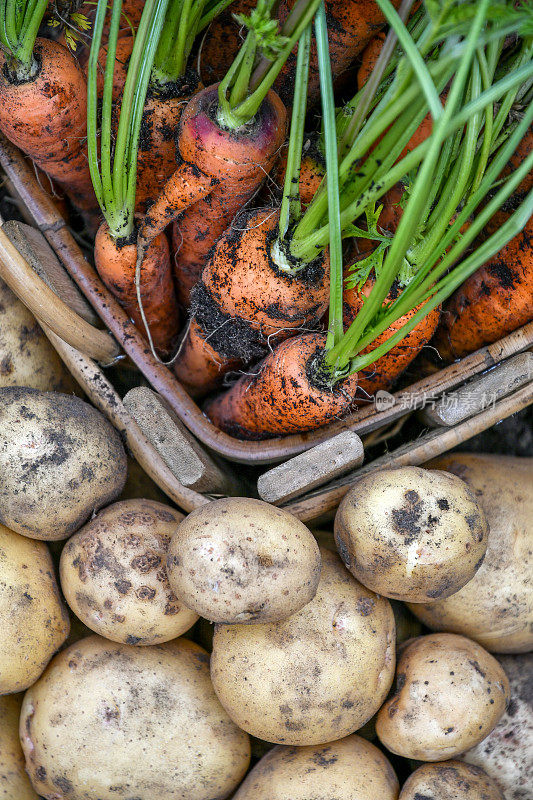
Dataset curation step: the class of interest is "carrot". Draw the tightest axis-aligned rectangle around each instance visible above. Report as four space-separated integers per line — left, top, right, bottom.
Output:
274 0 401 106
0 37 99 225
88 0 180 356
174 318 242 396
434 214 533 361
140 82 288 303
94 34 134 100
357 32 386 90
204 332 359 438
343 272 440 401
95 223 180 355
174 206 330 393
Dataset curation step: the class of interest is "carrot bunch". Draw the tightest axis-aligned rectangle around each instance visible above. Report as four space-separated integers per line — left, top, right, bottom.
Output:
203 0 533 438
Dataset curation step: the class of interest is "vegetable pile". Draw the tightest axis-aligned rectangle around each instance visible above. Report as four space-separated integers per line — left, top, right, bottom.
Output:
0 0 531 440
0 379 531 798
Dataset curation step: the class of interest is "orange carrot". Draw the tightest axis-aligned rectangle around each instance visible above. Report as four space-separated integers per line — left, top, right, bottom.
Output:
0 38 99 225
139 84 287 305
95 223 180 356
357 32 386 90
204 332 359 439
174 207 330 394
434 214 533 361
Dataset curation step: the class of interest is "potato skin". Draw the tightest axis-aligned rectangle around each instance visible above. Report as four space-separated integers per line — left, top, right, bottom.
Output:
376 633 510 761
408 454 533 652
0 694 39 799
60 499 198 645
0 388 127 540
211 547 395 745
0 524 70 694
233 734 399 800
167 497 321 623
0 277 71 393
20 635 251 800
461 654 532 800
399 761 504 799
334 466 488 602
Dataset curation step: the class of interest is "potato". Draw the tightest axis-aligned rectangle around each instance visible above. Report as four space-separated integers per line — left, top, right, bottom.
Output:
0 277 71 393
166 497 321 623
0 387 127 540
400 761 504 799
211 547 395 745
0 694 39 799
0 524 69 694
407 454 533 652
233 734 399 799
376 633 510 761
20 635 250 800
60 499 198 645
461 654 532 800
334 466 488 602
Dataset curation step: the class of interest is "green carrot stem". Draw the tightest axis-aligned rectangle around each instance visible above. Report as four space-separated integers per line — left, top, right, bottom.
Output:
377 0 442 120
124 0 170 218
12 0 47 69
277 22 311 238
314 1 343 350
229 28 257 108
198 0 234 29
100 0 124 222
86 0 108 214
151 0 184 81
113 0 158 214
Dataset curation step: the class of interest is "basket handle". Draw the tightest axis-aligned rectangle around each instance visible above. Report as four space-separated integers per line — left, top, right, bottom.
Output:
0 225 120 364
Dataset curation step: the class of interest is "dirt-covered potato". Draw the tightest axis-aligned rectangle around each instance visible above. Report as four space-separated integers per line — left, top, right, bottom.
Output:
0 277 72 393
211 547 395 745
233 734 399 799
334 466 488 602
376 633 510 761
407 454 533 652
0 694 39 799
60 499 198 645
166 497 321 623
399 761 504 799
0 523 69 694
0 387 127 540
20 635 250 800
461 653 532 800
